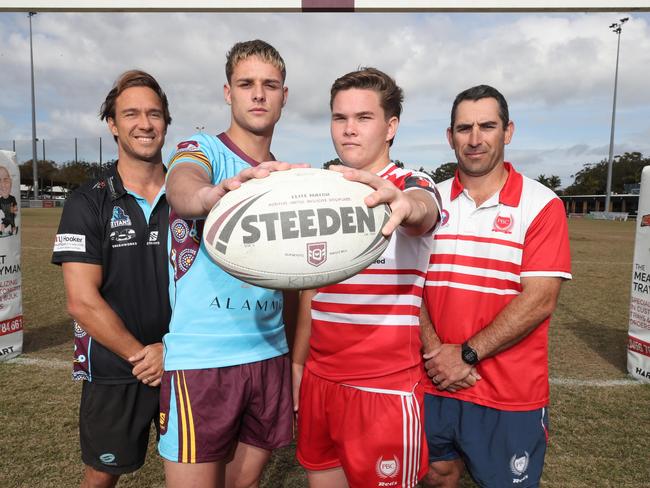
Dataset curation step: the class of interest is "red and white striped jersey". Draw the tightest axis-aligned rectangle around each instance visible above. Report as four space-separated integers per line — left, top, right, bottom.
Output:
423 163 572 410
306 162 440 391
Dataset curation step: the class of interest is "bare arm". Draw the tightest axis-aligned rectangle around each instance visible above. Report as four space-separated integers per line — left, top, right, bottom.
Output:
166 161 308 219
330 165 439 237
62 262 163 386
291 288 317 413
419 303 441 354
424 276 562 391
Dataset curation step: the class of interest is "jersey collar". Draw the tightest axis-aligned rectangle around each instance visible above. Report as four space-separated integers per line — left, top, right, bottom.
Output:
217 132 275 167
450 162 522 207
106 162 127 201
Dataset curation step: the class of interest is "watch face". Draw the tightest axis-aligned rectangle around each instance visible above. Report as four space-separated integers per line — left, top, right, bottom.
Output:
462 344 479 365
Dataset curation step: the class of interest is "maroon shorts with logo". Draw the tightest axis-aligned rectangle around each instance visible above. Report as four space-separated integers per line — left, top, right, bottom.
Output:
158 354 292 464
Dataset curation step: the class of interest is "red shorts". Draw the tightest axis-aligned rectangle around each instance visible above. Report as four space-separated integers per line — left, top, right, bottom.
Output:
158 355 293 463
297 367 428 488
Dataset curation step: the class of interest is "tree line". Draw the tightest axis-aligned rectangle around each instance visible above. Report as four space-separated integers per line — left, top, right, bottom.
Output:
326 152 649 195
20 151 649 197
19 159 111 195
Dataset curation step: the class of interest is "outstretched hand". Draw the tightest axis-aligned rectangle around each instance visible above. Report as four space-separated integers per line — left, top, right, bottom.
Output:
198 161 310 214
329 165 431 237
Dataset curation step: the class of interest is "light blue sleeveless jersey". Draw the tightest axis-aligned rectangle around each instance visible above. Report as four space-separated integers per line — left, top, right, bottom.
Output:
163 132 288 371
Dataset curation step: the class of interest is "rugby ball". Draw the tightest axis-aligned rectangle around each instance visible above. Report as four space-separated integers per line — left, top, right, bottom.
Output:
203 168 391 289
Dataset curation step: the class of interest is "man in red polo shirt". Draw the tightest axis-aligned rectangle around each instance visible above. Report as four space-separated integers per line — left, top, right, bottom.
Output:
420 85 571 488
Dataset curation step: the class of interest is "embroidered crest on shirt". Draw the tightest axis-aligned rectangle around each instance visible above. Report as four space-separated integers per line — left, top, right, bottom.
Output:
492 212 514 234
110 206 132 228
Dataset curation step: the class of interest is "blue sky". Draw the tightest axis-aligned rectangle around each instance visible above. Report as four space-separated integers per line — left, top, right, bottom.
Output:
1 11 649 187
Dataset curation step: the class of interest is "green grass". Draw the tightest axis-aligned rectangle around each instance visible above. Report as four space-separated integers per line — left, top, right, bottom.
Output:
1 210 649 487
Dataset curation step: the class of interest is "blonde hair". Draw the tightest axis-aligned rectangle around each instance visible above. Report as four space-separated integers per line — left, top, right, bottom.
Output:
225 39 286 83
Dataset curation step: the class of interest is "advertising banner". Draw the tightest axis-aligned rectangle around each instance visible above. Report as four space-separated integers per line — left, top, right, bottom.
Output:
628 166 650 382
0 150 22 361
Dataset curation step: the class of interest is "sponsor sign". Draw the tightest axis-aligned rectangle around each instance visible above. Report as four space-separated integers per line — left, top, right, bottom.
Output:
0 151 22 361
628 166 650 383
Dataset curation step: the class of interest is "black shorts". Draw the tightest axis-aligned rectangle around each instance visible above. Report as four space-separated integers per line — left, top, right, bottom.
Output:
79 380 160 475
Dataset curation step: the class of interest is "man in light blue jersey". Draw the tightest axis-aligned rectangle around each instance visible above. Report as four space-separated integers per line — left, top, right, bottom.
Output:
159 40 304 487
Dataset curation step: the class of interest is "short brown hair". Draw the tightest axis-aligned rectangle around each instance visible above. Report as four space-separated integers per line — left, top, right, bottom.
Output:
330 67 403 120
225 39 286 83
99 70 172 126
330 67 403 146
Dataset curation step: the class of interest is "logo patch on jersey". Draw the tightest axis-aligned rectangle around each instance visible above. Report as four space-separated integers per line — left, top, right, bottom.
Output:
376 455 400 479
172 219 190 243
178 248 197 273
110 206 132 228
492 212 514 234
110 228 136 243
510 451 530 476
307 242 327 267
148 231 159 244
175 140 201 153
440 209 450 227
53 233 86 253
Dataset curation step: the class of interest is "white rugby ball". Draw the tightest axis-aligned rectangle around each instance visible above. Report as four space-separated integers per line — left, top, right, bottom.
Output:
203 168 391 289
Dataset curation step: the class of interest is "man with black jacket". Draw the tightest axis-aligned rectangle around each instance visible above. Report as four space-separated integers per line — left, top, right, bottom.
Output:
52 70 172 488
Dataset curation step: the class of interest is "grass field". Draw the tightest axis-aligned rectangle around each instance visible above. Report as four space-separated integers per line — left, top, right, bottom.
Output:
1 209 649 487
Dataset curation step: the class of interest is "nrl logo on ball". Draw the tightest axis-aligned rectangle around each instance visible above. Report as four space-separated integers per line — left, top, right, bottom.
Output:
307 242 327 267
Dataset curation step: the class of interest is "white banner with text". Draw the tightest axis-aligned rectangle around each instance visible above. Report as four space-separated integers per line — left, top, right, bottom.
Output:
0 150 22 361
628 165 650 382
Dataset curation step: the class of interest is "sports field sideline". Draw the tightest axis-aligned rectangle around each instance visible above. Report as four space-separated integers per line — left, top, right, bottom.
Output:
1 209 649 487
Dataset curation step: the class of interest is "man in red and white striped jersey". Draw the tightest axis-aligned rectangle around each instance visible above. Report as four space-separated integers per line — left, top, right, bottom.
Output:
293 67 442 488
420 85 572 488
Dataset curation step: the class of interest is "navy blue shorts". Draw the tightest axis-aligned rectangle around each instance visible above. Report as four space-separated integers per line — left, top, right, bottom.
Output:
424 394 549 488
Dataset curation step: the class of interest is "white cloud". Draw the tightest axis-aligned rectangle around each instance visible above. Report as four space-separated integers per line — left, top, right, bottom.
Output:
1 11 649 187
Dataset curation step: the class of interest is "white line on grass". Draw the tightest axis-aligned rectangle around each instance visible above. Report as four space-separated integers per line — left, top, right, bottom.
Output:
6 356 69 369
4 356 646 387
550 377 641 387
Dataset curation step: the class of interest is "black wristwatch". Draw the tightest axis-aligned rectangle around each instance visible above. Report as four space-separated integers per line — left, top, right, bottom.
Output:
461 341 480 365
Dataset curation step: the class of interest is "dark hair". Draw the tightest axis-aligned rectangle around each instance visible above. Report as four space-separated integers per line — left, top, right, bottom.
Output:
225 39 286 83
330 67 403 146
450 85 509 130
330 67 403 120
100 70 172 127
